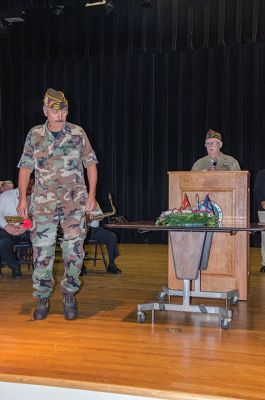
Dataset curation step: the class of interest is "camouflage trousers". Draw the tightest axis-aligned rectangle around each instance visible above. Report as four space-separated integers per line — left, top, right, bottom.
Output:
31 209 87 299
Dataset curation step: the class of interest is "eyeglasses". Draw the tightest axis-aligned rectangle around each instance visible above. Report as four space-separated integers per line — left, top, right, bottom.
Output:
205 141 221 147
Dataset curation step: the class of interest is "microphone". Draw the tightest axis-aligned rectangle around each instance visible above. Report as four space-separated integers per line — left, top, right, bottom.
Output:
212 158 218 168
208 158 218 171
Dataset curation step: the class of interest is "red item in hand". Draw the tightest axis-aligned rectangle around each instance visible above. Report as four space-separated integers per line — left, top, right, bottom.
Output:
22 219 32 229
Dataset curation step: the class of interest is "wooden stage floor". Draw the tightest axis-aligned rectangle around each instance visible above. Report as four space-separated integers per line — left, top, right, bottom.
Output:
0 244 265 400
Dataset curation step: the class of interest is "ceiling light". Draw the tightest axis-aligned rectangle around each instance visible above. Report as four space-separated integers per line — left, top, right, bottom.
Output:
4 16 25 23
0 9 26 24
84 0 114 15
85 1 107 6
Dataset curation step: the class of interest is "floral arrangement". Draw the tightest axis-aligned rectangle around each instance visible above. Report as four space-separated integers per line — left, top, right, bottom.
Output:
156 193 219 227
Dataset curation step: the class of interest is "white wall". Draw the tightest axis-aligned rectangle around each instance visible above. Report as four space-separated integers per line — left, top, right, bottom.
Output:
0 382 161 400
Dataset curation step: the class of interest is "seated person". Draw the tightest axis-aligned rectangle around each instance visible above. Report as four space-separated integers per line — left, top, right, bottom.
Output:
254 169 265 273
0 180 33 279
1 180 15 192
192 129 241 171
83 219 122 274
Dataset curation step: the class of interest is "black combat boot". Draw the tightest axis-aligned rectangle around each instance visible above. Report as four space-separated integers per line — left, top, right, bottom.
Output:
33 297 50 320
63 294 78 320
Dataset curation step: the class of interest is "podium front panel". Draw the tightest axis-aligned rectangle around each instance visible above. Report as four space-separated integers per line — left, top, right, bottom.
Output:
168 171 250 300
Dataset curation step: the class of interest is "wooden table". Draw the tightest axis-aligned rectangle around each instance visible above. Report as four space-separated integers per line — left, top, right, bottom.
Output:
105 221 265 329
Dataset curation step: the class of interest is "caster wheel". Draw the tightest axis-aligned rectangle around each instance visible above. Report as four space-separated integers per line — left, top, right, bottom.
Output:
137 311 146 323
157 291 166 301
220 319 231 330
229 296 238 305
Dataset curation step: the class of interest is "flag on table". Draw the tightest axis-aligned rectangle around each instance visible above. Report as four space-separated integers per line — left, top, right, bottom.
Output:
195 194 200 210
202 194 215 214
182 192 191 210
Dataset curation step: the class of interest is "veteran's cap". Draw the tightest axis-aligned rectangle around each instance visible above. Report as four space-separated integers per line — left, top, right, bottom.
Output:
205 129 222 142
43 88 68 110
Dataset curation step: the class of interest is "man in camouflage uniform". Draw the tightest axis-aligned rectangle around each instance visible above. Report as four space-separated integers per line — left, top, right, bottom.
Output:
192 129 241 171
17 88 98 321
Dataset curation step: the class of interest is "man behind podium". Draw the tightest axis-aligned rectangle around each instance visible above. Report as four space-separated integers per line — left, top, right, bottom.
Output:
191 129 241 171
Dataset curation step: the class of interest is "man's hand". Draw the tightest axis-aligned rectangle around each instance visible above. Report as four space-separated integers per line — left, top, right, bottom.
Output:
4 224 27 236
86 194 97 212
16 198 28 219
261 201 265 209
208 165 217 171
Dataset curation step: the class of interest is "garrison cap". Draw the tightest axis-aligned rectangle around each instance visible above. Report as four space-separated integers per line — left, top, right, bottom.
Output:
43 88 68 110
205 129 222 142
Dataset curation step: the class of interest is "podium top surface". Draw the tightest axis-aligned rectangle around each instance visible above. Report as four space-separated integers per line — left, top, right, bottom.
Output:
167 170 250 174
105 221 265 233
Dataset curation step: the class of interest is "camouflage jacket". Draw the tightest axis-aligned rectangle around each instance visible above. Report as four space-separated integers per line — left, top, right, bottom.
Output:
17 122 98 213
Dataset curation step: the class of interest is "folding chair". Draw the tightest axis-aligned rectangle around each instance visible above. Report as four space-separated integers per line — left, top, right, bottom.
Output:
81 239 107 275
0 242 33 277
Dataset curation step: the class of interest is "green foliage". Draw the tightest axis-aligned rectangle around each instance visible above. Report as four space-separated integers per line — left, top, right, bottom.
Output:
156 211 218 227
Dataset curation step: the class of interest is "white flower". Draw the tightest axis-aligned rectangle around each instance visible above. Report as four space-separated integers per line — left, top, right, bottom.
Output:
181 209 192 214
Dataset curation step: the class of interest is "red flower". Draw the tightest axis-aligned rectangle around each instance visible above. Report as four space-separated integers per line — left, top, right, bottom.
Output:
22 219 32 229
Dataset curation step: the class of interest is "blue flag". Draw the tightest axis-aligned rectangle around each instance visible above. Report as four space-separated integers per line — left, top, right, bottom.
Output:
202 194 215 214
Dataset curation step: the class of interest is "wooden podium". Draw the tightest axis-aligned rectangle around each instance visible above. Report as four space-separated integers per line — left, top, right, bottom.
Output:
168 171 250 300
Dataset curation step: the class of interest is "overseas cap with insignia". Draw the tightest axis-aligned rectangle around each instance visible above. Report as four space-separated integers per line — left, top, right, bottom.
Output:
43 88 68 110
205 129 222 142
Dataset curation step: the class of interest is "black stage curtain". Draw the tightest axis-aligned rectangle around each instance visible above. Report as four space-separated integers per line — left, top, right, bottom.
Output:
1 44 265 243
1 1 265 242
